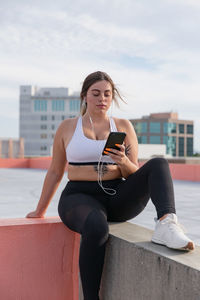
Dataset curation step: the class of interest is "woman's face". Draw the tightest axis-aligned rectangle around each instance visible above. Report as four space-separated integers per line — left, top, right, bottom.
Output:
85 80 113 114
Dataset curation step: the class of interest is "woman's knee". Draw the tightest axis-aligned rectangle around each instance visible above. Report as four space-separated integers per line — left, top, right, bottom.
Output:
82 209 109 246
148 157 169 169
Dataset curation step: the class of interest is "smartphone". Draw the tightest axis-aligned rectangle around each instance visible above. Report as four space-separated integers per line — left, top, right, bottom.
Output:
102 132 126 155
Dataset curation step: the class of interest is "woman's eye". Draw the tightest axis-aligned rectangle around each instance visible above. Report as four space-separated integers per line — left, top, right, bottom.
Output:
92 93 111 97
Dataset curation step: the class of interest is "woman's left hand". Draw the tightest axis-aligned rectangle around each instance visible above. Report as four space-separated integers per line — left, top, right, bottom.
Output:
104 144 128 166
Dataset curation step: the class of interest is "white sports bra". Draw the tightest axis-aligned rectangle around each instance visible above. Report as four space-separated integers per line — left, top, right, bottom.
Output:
66 116 118 165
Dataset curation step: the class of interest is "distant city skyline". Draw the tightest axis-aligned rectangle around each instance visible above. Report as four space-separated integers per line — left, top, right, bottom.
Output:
0 0 200 151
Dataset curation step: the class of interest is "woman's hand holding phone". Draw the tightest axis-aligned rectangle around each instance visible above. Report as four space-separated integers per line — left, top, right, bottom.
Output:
103 143 128 166
102 131 128 165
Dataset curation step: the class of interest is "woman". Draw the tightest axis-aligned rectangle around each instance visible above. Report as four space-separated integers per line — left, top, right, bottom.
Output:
26 71 194 300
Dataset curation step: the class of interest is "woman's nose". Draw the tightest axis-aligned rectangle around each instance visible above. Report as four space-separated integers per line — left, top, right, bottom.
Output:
99 93 105 102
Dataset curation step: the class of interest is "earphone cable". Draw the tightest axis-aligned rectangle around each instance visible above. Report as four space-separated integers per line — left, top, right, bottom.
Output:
97 154 116 196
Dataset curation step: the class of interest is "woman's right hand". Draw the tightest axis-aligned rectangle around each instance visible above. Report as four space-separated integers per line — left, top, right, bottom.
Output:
26 210 45 218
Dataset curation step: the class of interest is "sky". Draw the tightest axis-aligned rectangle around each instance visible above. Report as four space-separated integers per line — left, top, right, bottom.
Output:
0 0 200 151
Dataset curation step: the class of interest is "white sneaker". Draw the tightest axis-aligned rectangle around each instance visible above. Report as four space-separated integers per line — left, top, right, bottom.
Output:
151 213 195 250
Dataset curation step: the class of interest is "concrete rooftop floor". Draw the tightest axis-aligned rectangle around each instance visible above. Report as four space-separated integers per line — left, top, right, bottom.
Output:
0 168 199 245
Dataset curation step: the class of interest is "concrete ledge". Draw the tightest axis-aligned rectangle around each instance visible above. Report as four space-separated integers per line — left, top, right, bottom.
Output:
79 222 200 300
0 217 80 300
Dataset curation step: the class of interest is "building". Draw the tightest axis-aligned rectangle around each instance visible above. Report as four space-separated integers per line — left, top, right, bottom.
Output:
130 112 194 157
19 86 80 156
0 138 24 158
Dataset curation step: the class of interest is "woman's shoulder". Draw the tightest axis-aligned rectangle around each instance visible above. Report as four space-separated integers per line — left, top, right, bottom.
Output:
55 116 80 149
55 116 80 139
59 116 79 130
112 117 133 130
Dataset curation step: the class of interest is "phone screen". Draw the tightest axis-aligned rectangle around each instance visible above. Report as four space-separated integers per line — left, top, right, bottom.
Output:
102 132 126 155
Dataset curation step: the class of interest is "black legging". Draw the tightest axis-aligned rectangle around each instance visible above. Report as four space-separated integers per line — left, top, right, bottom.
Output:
58 158 176 300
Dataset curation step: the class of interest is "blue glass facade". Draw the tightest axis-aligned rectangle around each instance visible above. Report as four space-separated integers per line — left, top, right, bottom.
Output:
149 122 160 133
149 136 161 144
70 99 80 112
163 122 176 134
187 138 193 156
178 137 184 156
34 100 47 112
137 136 147 143
134 122 147 134
52 100 65 111
179 124 184 134
187 124 193 134
163 136 176 156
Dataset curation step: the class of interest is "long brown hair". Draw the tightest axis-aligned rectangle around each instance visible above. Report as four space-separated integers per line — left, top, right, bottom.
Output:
80 71 126 115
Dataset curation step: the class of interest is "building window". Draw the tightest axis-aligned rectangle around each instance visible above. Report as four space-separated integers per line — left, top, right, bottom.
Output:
52 115 55 120
163 122 176 134
40 125 47 130
150 136 161 144
179 124 184 134
69 99 80 112
52 134 55 139
187 124 193 134
150 122 160 133
178 137 184 156
41 115 47 121
34 100 47 111
52 100 65 111
134 122 147 134
163 136 176 156
41 134 47 139
61 115 65 120
187 138 193 156
40 146 47 150
52 125 55 130
137 136 147 143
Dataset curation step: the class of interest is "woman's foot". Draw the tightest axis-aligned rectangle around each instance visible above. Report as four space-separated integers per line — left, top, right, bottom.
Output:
151 213 195 250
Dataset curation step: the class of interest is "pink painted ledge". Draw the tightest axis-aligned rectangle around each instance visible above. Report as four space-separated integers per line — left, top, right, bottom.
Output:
169 163 200 182
0 217 80 300
0 157 68 171
0 157 200 181
139 162 200 182
0 157 52 169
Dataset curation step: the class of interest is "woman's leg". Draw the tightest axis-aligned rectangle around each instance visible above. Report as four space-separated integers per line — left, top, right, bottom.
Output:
107 158 194 250
107 157 176 221
58 189 109 300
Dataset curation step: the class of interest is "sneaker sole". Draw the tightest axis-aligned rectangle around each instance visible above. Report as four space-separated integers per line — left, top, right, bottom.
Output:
151 238 195 251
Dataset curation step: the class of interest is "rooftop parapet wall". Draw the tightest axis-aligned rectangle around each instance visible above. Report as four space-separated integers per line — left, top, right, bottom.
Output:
0 157 52 169
169 163 200 182
0 157 200 181
0 217 80 300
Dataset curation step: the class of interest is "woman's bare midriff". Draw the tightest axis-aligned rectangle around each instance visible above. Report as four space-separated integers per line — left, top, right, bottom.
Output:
67 164 122 181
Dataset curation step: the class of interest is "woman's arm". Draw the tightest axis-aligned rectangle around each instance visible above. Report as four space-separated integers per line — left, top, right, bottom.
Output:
26 122 67 218
105 119 139 179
